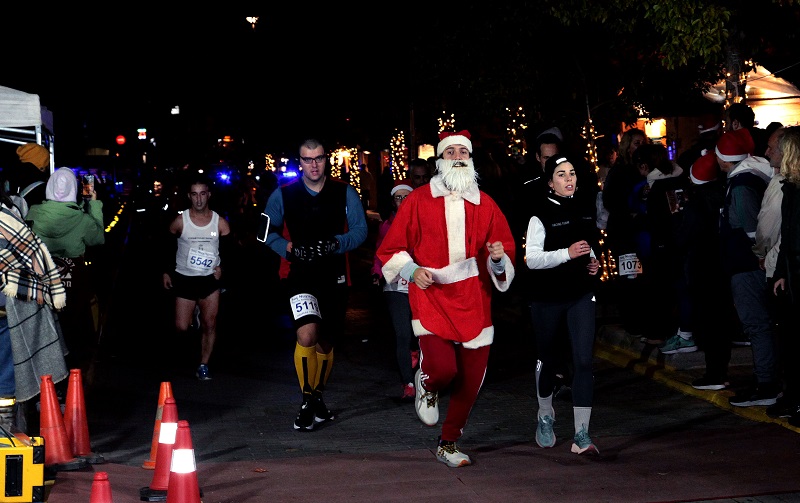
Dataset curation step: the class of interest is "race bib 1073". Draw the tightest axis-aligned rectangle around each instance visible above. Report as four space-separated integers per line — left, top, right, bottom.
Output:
618 253 643 276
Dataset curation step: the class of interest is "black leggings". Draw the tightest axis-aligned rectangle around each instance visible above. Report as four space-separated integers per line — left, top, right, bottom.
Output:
531 292 596 407
385 291 418 385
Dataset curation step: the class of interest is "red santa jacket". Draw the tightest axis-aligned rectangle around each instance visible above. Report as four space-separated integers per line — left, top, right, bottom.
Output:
376 176 515 347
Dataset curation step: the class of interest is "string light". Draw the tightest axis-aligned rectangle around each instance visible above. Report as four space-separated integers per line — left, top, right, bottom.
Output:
598 230 618 281
580 118 616 280
329 147 361 195
329 151 342 179
581 119 599 175
390 129 406 181
265 153 276 172
633 101 649 118
438 112 456 134
506 106 528 156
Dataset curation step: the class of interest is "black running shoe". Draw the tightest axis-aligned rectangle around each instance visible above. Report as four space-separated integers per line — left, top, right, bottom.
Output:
729 384 782 407
312 392 334 423
293 399 315 431
766 397 795 419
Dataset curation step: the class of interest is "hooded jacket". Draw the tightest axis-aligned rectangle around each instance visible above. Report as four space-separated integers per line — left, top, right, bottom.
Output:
26 199 105 258
720 155 773 275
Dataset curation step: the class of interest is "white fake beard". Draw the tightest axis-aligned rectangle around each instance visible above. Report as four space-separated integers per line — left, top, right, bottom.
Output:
436 158 478 193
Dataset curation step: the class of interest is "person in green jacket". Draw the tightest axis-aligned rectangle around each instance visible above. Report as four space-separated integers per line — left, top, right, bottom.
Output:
27 167 105 372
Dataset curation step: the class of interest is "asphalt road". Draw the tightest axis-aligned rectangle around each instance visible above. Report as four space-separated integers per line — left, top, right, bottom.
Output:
38 201 800 502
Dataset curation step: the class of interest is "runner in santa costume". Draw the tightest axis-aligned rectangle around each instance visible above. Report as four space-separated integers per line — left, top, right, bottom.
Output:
376 130 516 467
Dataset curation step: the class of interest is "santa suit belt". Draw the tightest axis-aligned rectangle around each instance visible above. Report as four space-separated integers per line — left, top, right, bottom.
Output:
423 257 478 284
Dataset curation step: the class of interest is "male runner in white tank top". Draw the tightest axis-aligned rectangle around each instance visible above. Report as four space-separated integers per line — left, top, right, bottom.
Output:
163 176 231 380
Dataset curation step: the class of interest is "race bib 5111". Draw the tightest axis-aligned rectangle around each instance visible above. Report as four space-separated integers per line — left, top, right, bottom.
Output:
289 293 321 320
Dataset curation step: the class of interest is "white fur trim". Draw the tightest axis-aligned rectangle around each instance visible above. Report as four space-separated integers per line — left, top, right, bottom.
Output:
381 250 413 284
487 255 515 292
445 193 466 263
430 175 480 204
426 257 478 284
411 320 494 348
437 135 473 156
715 145 748 163
463 328 494 348
411 319 431 336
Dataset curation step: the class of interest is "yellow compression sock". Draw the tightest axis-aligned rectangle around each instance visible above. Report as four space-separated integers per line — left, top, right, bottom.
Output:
294 343 317 395
314 349 334 392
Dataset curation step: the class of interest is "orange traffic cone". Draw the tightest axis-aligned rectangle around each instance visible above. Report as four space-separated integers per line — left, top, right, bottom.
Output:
39 374 87 471
143 382 173 469
139 397 178 502
63 369 104 464
89 471 114 503
166 420 202 503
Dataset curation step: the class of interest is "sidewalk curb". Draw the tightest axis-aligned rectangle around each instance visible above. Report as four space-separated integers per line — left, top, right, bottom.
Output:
594 340 800 434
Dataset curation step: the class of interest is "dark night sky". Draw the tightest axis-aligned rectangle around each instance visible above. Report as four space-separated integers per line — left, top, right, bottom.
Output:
5 9 800 169
2 12 417 166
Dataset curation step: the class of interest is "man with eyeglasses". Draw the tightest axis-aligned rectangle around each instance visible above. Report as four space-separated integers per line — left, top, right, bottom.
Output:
262 138 367 432
377 130 516 468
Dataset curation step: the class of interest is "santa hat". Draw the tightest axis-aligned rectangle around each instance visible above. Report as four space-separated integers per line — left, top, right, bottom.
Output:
690 150 719 185
437 130 473 156
390 179 413 196
16 142 50 171
697 113 721 134
715 128 754 162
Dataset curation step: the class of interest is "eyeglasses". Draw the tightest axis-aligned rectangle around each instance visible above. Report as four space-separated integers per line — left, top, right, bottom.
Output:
300 155 326 164
393 195 408 202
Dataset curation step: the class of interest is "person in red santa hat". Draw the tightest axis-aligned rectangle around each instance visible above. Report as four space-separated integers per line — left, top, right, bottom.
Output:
376 130 516 467
714 127 782 407
372 179 420 402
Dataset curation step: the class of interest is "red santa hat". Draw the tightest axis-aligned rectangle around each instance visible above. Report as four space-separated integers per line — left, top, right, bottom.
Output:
715 128 754 162
697 113 721 134
390 179 413 196
690 150 719 185
437 130 473 156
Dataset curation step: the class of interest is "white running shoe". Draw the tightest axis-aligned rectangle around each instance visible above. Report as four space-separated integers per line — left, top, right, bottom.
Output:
436 439 472 467
414 368 439 426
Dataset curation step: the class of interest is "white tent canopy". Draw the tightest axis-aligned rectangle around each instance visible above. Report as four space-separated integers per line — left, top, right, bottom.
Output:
0 85 55 172
704 66 800 127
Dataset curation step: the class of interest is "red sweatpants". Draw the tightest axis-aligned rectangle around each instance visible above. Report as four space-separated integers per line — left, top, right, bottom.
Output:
418 334 490 442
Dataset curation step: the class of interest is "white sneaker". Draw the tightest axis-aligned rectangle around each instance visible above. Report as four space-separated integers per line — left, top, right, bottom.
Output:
436 439 472 467
414 368 439 426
